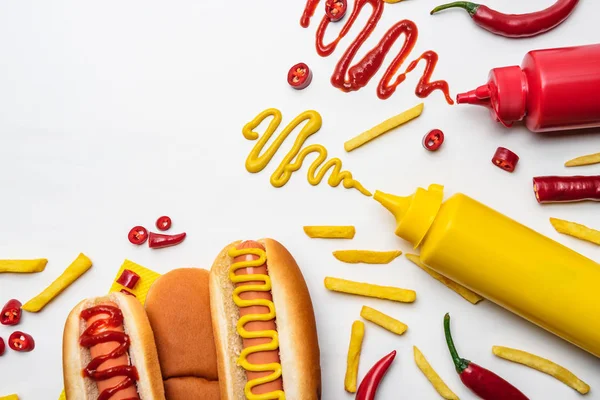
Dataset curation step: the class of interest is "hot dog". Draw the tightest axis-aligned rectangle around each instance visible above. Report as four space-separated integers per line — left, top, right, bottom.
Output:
209 238 322 400
62 292 165 400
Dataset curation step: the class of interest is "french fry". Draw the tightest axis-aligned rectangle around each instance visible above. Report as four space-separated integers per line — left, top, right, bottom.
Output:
360 306 407 335
344 103 424 152
550 217 600 246
344 320 365 393
324 277 416 303
303 225 356 239
414 346 460 400
565 152 600 167
0 395 19 400
333 250 402 264
405 254 483 304
22 253 92 312
0 259 47 273
493 346 590 395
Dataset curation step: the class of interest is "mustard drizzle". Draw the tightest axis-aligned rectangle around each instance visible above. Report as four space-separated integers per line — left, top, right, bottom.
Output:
242 108 371 196
228 246 285 400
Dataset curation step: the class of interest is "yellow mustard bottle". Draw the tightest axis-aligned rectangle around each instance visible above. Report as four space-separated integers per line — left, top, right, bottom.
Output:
374 184 600 357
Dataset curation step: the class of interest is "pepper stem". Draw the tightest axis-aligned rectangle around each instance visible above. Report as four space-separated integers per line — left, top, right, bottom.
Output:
430 2 480 16
444 313 470 374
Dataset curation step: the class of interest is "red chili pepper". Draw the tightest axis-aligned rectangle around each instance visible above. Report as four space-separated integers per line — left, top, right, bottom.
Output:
444 314 529 399
120 289 136 297
148 232 186 249
156 215 172 231
492 147 519 172
533 176 600 204
0 337 5 356
116 269 141 289
1 299 22 326
8 331 35 352
287 62 313 90
430 0 579 38
355 350 396 400
128 226 148 245
423 129 445 152
326 0 347 22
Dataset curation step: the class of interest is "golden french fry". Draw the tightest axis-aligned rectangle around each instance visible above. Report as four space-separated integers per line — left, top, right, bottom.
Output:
0 259 47 273
361 306 407 335
109 259 161 305
550 217 600 246
405 254 483 304
493 346 590 395
565 152 600 167
324 277 416 303
414 346 460 400
344 103 424 152
333 250 402 264
344 320 365 393
22 253 92 312
0 395 19 400
303 225 356 239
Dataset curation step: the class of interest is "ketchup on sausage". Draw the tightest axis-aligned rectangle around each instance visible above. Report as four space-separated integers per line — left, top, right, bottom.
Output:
234 241 284 395
81 301 140 400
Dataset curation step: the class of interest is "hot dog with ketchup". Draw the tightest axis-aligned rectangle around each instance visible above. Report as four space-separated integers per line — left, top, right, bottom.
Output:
209 239 322 400
63 292 165 400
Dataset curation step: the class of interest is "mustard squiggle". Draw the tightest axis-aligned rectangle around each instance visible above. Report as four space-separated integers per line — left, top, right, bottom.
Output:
228 247 285 400
242 108 371 196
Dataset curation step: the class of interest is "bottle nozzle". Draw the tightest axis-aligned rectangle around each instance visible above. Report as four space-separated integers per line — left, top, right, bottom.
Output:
456 84 491 107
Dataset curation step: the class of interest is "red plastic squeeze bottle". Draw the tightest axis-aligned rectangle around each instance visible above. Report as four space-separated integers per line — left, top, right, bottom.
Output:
457 43 600 133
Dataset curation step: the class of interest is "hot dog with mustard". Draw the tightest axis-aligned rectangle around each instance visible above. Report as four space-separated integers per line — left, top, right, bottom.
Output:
209 238 322 400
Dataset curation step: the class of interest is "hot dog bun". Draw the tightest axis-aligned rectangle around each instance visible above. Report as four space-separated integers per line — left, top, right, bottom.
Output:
209 238 322 400
63 292 165 400
145 268 220 400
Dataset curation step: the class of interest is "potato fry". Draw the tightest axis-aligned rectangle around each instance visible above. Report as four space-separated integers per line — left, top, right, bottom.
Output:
333 250 402 264
550 217 600 246
0 259 47 273
303 225 355 239
344 103 424 152
405 254 483 304
109 259 161 305
361 306 407 335
22 253 92 312
565 152 600 167
414 346 460 400
493 346 590 395
344 320 365 393
0 395 19 400
324 277 416 303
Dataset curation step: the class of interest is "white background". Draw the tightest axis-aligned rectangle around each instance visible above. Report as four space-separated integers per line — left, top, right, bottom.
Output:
1 1 599 399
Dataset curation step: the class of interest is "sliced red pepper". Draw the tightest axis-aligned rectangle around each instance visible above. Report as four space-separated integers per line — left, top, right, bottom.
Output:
8 331 35 352
120 289 136 297
326 0 347 22
423 129 445 151
128 226 148 245
148 232 186 249
287 63 313 90
116 269 141 290
0 337 5 356
492 147 519 172
355 350 396 400
1 299 22 326
156 215 172 231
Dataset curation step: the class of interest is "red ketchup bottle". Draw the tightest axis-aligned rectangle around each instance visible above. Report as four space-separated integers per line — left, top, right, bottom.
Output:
457 44 600 133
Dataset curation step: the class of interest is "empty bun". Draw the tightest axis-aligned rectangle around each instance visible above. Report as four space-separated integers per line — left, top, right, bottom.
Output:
209 238 322 400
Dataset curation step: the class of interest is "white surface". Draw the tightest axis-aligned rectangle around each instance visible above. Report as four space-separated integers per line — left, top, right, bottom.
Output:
0 1 599 398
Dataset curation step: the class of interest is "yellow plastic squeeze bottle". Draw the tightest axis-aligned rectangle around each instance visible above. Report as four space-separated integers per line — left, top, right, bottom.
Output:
374 184 600 357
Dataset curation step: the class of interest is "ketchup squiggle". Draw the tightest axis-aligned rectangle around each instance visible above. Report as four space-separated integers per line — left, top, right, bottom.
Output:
302 0 453 103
